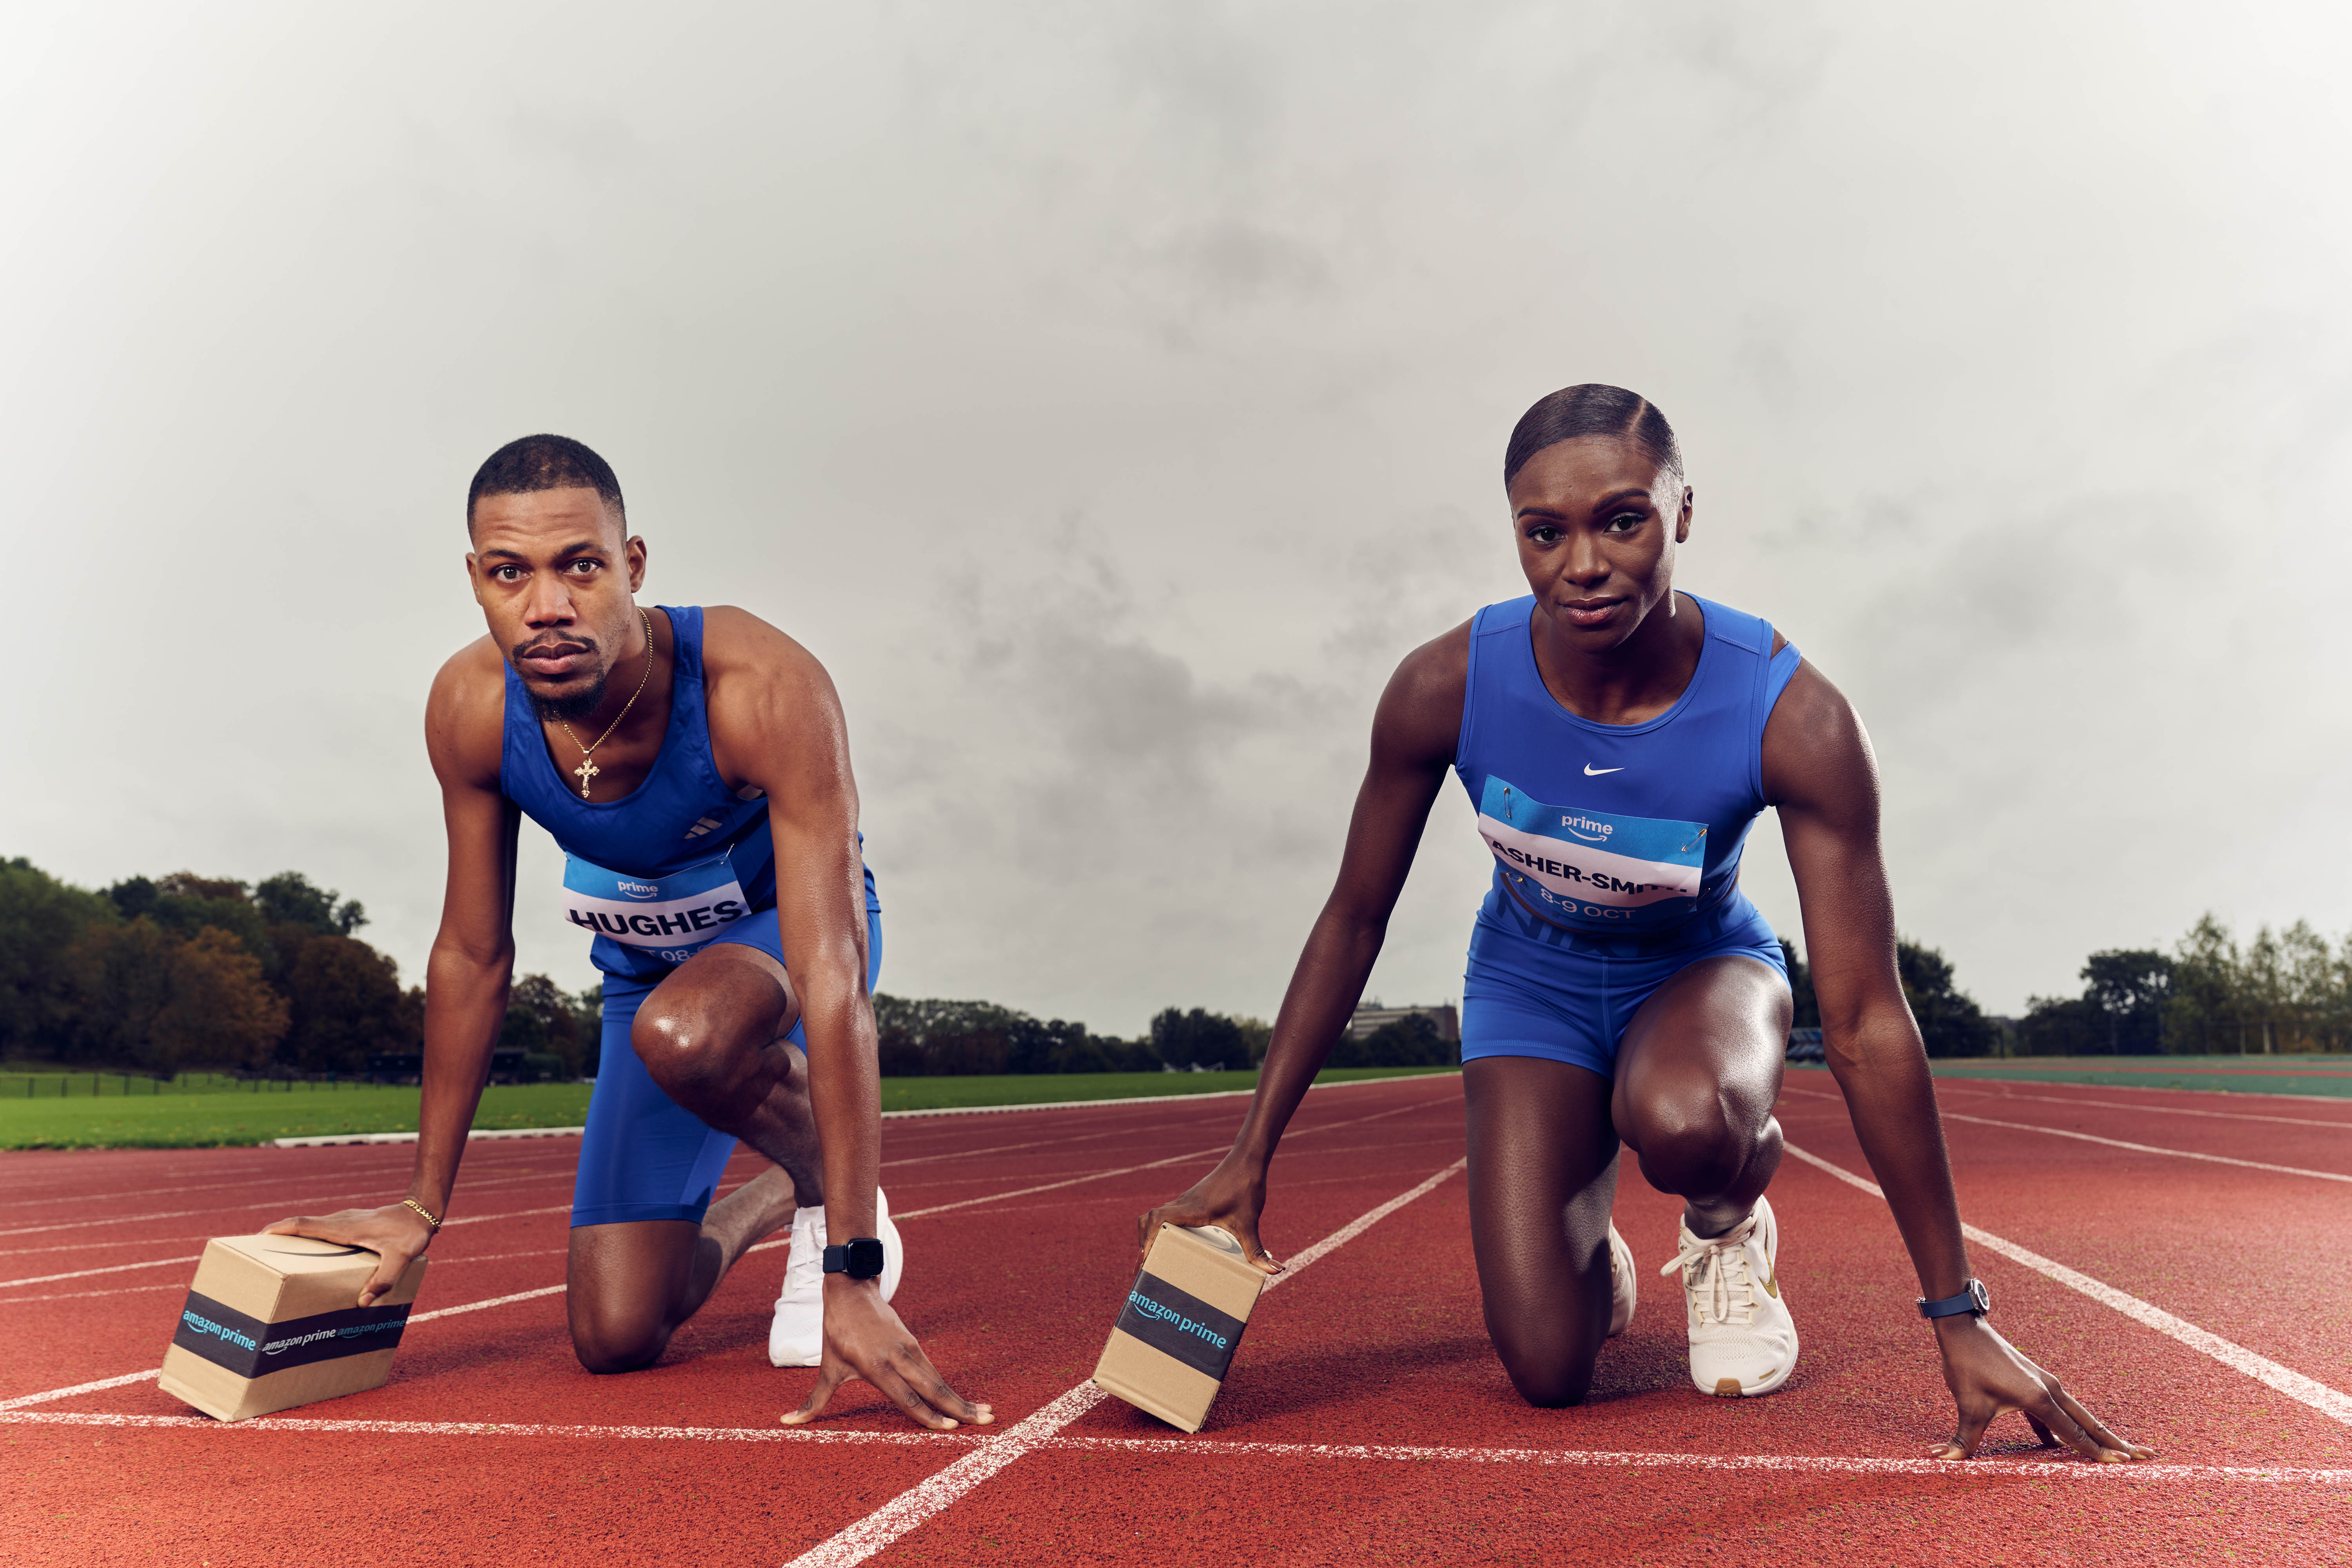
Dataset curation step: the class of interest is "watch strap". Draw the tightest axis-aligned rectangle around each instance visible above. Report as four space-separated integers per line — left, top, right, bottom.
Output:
1916 1279 1991 1319
822 1238 887 1280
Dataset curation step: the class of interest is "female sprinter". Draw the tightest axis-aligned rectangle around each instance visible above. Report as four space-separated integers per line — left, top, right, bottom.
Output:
1141 385 2151 1461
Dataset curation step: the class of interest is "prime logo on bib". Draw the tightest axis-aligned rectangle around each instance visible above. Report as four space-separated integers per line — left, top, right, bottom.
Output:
1476 774 1705 931
562 850 749 964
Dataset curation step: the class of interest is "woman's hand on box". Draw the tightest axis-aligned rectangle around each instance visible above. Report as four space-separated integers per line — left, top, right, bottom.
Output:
263 1204 436 1307
1140 1156 1282 1276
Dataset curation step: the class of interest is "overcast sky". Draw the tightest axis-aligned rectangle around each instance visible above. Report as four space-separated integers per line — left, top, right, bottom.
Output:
6 3 2350 1034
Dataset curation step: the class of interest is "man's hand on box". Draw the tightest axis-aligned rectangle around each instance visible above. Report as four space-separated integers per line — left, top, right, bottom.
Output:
1139 1156 1281 1276
781 1277 993 1432
263 1204 434 1307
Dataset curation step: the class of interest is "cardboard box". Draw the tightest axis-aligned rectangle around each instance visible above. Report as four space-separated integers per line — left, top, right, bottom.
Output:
1093 1223 1266 1432
158 1234 427 1422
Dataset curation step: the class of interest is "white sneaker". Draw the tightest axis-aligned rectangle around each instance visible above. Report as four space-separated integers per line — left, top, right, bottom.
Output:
1659 1195 1797 1397
1606 1223 1636 1339
767 1187 905 1368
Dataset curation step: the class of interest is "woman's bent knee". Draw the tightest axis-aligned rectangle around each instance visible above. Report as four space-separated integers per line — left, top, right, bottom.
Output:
1497 1344 1597 1408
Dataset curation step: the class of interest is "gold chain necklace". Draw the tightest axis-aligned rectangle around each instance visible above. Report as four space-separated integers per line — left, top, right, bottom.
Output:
557 608 655 799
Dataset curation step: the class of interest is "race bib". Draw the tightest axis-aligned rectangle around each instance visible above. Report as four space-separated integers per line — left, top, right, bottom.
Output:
561 850 751 965
1475 775 1706 931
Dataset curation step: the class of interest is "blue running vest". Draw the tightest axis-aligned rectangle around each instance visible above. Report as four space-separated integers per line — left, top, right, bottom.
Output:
1454 593 1800 941
500 605 879 982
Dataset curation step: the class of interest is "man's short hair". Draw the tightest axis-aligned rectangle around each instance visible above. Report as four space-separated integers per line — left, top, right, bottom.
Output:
467 434 625 530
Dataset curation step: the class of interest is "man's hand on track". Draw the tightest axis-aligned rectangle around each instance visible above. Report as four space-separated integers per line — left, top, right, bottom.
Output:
782 1277 991 1432
1138 1156 1283 1276
1929 1315 2155 1463
263 1205 435 1307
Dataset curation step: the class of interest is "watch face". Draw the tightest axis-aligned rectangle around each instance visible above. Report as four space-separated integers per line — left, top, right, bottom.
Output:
1969 1279 1991 1315
846 1237 886 1280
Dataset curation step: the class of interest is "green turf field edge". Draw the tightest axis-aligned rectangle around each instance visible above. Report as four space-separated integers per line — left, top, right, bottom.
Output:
0 1067 1461 1149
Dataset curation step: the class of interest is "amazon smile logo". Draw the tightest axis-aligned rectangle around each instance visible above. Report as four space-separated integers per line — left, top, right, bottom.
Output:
617 879 662 899
1558 814 1614 843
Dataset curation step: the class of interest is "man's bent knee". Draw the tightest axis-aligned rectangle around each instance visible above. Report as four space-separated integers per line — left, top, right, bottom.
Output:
1625 1088 1769 1194
572 1321 668 1375
630 998 742 1098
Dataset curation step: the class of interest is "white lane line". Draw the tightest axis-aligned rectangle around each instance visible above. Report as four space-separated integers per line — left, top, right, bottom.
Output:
273 1126 589 1147
1933 1111 2351 1184
251 1073 1460 1150
1934 1084 2352 1132
0 1144 570 1212
1 1408 2342 1488
741 1094 1454 1258
0 1248 571 1307
0 1274 576 1410
0 1283 183 1305
781 1154 1470 1568
0 1370 160 1409
879 1091 1455 1226
0 1205 573 1289
0 1409 973 1443
0 1256 209 1289
0 1180 574 1239
1782 1142 2352 1428
0 1155 573 1220
1043 1435 2352 1486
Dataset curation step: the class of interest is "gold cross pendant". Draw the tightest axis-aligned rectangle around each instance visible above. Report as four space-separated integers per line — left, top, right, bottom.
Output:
573 758 599 798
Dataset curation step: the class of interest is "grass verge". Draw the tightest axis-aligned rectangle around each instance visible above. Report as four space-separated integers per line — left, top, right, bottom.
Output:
0 1067 1459 1149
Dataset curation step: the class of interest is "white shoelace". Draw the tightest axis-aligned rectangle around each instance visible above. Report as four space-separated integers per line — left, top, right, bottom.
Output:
1661 1218 1758 1327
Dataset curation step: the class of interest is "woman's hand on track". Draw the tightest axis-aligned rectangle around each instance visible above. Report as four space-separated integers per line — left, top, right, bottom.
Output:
1138 1158 1282 1276
1929 1315 2155 1463
263 1204 435 1307
782 1278 992 1432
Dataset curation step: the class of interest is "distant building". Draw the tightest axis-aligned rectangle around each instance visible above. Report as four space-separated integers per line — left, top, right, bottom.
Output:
1346 1002 1459 1042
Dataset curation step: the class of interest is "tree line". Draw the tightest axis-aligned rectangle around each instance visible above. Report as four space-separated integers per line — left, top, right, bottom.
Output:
2014 914 2351 1056
0 857 1459 1080
870 999 1457 1076
0 857 598 1079
1778 913 2351 1058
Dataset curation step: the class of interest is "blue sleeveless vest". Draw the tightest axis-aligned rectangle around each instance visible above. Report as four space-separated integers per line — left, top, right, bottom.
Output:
501 604 878 982
1454 593 1800 942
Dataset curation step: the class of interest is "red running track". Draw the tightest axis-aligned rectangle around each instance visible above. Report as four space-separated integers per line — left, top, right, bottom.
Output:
3 1073 2348 1566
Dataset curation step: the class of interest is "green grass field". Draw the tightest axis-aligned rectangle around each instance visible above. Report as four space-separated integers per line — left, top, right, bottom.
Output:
0 1067 1459 1149
1788 1054 2352 1099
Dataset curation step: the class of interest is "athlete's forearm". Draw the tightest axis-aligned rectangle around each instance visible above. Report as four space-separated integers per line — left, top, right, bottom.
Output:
802 978 881 1240
1825 1014 1973 1300
409 940 514 1216
1233 904 1388 1168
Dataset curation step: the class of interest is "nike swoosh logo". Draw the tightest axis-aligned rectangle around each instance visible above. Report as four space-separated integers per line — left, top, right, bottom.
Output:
1583 764 1624 776
1761 1268 1780 1299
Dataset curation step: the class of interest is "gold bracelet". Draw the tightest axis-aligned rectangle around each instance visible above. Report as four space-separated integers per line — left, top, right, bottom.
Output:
402 1197 443 1230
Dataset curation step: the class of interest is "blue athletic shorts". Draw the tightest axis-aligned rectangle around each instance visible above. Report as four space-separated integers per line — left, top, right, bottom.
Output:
570 906 883 1228
1459 894 1787 1081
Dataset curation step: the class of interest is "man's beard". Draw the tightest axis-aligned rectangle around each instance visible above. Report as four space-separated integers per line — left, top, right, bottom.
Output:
530 671 610 725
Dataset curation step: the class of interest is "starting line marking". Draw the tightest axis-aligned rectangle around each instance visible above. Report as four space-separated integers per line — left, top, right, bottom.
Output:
0 1409 2344 1487
1782 1143 2352 1428
780 1154 1472 1568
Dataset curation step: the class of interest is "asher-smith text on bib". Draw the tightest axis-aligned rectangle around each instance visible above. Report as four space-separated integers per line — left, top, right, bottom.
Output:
561 849 750 967
1475 774 1706 932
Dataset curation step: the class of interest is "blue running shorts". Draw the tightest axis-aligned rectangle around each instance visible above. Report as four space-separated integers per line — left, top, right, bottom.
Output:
570 906 883 1228
1459 895 1787 1080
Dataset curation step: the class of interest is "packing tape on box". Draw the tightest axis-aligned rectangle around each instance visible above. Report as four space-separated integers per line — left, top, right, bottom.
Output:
1112 1272 1245 1381
172 1290 414 1380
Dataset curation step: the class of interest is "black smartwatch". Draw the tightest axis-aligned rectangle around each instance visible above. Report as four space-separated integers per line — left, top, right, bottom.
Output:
822 1237 887 1281
1916 1279 1991 1320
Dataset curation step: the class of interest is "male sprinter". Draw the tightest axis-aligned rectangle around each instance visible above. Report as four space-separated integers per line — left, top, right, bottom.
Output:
271 436 985 1431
